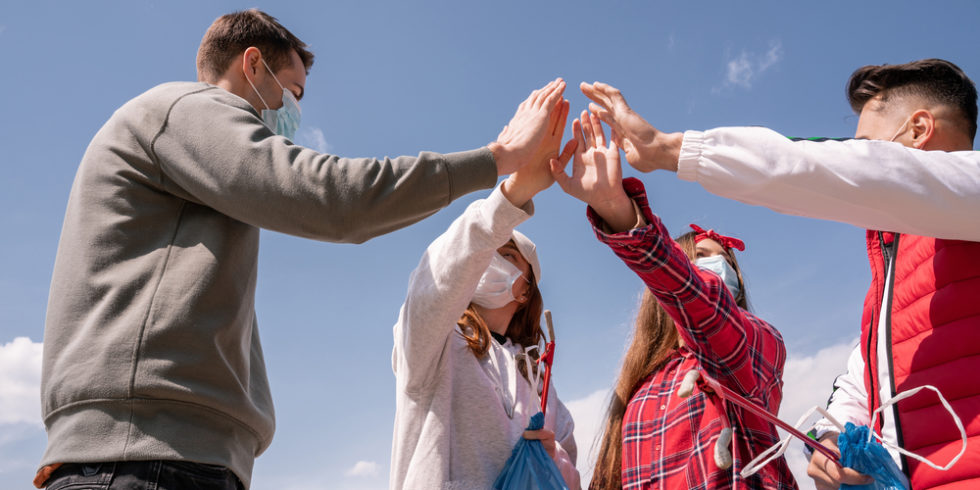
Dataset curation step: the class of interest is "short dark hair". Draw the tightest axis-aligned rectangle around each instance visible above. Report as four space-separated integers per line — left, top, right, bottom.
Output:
196 9 314 82
847 58 977 141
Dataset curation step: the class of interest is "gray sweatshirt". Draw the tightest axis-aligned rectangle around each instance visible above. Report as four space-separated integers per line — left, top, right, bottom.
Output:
390 187 579 490
39 81 497 488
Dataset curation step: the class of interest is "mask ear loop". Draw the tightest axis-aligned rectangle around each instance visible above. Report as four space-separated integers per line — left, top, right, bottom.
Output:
740 384 966 478
740 405 846 478
868 385 967 471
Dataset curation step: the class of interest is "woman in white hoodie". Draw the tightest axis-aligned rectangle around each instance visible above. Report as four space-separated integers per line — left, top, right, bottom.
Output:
390 101 580 490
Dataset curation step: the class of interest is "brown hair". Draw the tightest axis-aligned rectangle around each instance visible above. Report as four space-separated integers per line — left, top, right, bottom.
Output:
196 9 315 82
847 58 977 141
589 231 749 489
457 244 545 379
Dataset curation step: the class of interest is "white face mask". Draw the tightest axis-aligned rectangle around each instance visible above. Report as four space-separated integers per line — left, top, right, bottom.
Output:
694 254 741 299
244 58 302 139
472 253 522 309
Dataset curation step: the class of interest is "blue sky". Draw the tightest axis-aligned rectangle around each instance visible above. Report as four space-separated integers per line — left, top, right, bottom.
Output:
1 1 978 488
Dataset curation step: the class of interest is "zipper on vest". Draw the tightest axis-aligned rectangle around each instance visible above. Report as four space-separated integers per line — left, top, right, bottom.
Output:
882 233 909 475
865 232 887 431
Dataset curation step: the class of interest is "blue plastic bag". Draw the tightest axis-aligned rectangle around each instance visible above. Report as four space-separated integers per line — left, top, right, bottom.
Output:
838 422 909 490
492 411 568 490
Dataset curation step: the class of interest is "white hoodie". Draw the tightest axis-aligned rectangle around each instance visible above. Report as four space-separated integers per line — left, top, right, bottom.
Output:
390 186 579 489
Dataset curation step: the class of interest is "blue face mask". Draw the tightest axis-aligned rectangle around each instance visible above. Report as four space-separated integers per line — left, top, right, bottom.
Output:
245 58 302 139
694 254 741 299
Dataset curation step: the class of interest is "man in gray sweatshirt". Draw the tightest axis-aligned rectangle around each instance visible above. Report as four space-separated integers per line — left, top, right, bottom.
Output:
35 9 571 489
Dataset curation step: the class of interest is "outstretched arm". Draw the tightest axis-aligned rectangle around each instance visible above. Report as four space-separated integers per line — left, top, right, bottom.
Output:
554 114 782 397
676 127 980 241
392 115 574 395
582 81 980 241
587 178 785 400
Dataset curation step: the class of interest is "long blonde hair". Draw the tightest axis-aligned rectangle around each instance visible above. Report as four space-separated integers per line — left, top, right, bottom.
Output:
589 231 748 489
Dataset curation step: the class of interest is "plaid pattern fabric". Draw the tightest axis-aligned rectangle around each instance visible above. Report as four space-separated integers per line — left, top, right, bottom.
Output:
590 178 797 489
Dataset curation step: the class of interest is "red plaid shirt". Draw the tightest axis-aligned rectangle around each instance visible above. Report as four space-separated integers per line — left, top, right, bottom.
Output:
589 178 797 490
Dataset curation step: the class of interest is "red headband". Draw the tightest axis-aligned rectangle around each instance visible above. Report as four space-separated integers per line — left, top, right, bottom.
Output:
690 224 745 252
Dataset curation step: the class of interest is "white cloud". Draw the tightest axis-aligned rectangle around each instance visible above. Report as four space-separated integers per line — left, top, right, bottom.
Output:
298 127 331 154
0 337 43 425
566 388 611 485
721 40 784 90
345 460 380 477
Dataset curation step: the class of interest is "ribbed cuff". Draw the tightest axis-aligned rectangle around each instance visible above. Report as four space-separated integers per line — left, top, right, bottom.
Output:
677 130 705 182
442 147 499 201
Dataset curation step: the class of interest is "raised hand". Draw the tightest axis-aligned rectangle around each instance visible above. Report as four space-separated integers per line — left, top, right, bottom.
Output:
500 99 576 208
490 78 568 176
551 111 636 233
580 81 683 173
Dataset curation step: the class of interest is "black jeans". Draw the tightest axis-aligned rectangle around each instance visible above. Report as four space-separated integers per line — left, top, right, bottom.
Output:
45 461 244 490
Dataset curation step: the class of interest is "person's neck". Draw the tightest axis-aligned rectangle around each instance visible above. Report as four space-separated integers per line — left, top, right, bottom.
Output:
473 303 517 336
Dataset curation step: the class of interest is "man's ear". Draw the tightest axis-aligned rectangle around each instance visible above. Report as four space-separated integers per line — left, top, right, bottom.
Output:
909 109 935 149
241 47 262 84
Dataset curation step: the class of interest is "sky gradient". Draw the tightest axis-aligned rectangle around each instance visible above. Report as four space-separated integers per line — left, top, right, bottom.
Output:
1 1 978 488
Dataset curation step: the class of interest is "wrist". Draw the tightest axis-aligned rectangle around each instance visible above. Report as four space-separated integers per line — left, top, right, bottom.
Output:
591 191 636 233
488 142 510 176
657 132 683 172
500 177 533 208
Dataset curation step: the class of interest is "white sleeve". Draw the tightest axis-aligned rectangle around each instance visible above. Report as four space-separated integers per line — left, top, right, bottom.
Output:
391 185 532 395
677 127 980 241
811 344 871 437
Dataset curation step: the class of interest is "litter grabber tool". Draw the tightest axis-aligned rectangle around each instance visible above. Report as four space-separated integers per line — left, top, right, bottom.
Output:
538 310 556 416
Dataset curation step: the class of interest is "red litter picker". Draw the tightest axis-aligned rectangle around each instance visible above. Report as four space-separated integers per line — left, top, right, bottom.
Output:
539 310 557 416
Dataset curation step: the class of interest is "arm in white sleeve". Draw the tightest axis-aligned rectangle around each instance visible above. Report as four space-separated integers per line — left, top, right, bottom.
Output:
811 344 870 438
677 127 980 241
391 186 532 395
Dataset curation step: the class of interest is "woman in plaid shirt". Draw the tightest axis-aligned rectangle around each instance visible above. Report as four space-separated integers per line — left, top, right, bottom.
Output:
551 112 797 489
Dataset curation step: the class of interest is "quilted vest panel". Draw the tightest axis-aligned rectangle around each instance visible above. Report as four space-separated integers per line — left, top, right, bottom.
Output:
861 232 980 488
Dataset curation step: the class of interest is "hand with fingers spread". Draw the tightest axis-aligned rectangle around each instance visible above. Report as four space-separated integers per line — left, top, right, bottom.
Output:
807 433 874 490
551 111 637 233
500 99 577 208
489 78 569 176
580 81 684 173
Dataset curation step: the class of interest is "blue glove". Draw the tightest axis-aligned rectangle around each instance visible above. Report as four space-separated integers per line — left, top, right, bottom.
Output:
838 422 909 490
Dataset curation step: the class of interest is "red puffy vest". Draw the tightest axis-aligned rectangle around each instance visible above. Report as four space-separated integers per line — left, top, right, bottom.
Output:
861 231 980 489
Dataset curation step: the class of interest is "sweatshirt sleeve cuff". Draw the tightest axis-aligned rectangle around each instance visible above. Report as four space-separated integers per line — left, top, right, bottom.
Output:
443 147 499 201
677 130 705 182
